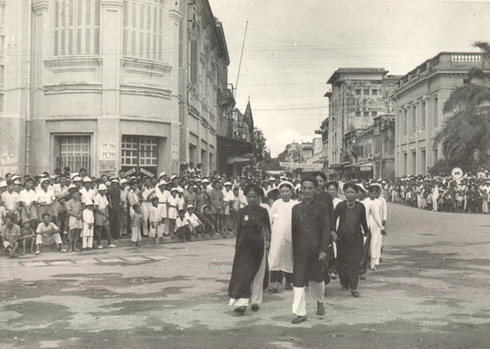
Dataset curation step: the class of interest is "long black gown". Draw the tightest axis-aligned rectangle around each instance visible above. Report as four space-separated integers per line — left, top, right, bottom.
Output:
228 205 271 300
334 201 369 290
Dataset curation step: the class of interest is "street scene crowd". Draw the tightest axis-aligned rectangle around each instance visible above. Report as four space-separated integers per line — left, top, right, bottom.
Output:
0 165 392 324
384 169 490 213
1 165 488 323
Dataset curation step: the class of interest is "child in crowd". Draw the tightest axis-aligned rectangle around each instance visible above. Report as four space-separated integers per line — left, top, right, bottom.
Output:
175 209 191 242
52 195 68 244
223 182 235 233
185 204 204 236
149 197 163 244
20 221 35 255
199 205 216 236
35 213 66 255
130 204 143 246
168 188 179 239
82 201 95 251
1 215 21 258
66 191 83 252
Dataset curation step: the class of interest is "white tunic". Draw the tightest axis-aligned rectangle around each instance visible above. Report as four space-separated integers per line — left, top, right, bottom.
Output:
267 199 298 273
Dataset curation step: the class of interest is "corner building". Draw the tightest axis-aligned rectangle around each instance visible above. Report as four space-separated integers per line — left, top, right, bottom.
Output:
394 52 483 176
0 0 231 177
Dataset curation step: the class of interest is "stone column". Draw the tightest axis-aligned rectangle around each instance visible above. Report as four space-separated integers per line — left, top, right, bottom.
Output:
30 0 50 174
98 0 123 177
0 0 29 176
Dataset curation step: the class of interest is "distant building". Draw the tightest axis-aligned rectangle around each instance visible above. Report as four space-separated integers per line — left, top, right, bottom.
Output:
216 101 254 177
394 52 484 176
373 114 395 179
325 68 400 179
0 0 231 177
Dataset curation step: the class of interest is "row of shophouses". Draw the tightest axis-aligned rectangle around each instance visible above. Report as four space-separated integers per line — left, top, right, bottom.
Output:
0 0 254 178
317 51 484 180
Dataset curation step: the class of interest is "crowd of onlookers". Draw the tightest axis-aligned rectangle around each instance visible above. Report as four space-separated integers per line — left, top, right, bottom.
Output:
381 170 490 214
2 165 488 258
0 167 303 258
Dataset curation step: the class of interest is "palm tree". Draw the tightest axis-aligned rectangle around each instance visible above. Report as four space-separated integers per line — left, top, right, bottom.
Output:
435 41 490 169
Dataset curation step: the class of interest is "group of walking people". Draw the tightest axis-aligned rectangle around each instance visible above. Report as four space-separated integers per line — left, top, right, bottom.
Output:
228 172 387 324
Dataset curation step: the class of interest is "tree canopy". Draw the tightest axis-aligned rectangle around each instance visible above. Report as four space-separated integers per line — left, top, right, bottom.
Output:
435 41 490 169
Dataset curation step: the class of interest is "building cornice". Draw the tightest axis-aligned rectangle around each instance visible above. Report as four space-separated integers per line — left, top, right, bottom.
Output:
169 9 183 23
394 70 473 97
32 0 48 13
100 0 124 7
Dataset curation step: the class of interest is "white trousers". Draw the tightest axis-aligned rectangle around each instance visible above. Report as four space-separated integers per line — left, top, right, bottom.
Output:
229 249 267 307
370 228 383 268
141 202 152 236
292 281 324 316
82 236 93 249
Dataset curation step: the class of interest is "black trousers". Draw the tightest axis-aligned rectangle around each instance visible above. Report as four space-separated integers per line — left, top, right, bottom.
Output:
360 234 371 274
109 208 121 240
270 270 293 284
337 238 363 291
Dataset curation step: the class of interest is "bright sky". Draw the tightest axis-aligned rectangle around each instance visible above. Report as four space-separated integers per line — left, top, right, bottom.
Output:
209 0 490 156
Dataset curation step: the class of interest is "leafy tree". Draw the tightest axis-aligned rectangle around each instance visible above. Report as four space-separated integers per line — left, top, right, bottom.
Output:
436 41 490 168
253 127 269 163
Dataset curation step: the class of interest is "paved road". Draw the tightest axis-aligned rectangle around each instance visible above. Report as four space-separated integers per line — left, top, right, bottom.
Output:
1 204 490 348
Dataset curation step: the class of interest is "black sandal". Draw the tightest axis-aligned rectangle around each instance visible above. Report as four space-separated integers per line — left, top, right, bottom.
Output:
351 290 360 298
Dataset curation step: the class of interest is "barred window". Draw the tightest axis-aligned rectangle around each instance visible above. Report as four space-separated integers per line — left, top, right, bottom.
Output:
121 135 158 167
60 136 91 158
123 0 164 61
54 0 101 56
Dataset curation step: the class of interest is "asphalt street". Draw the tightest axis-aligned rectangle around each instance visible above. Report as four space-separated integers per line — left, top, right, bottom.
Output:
1 203 490 349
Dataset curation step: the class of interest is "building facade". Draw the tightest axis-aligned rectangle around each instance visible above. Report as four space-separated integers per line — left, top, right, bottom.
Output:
394 52 483 176
325 68 399 179
373 114 395 179
0 0 231 178
216 103 255 177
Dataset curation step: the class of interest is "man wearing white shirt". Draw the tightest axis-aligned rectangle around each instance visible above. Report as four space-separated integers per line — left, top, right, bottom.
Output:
37 178 56 221
53 175 69 199
155 180 170 235
1 181 20 222
19 178 39 229
80 177 96 206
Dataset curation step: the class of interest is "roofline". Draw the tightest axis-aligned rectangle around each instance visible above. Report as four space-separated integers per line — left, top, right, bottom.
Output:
327 68 389 84
396 51 482 90
202 0 230 65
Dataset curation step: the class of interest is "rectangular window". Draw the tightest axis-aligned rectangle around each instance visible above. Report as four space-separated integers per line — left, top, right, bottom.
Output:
433 96 438 127
0 65 4 86
421 101 426 130
363 111 369 117
371 89 378 95
403 109 408 135
54 0 100 56
371 111 377 117
411 106 417 133
121 136 158 169
355 89 361 96
58 135 92 174
0 36 4 55
191 40 198 84
363 89 370 95
355 111 361 117
123 1 163 62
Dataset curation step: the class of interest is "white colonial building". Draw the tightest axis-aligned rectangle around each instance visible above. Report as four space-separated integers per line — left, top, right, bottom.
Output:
0 0 232 177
